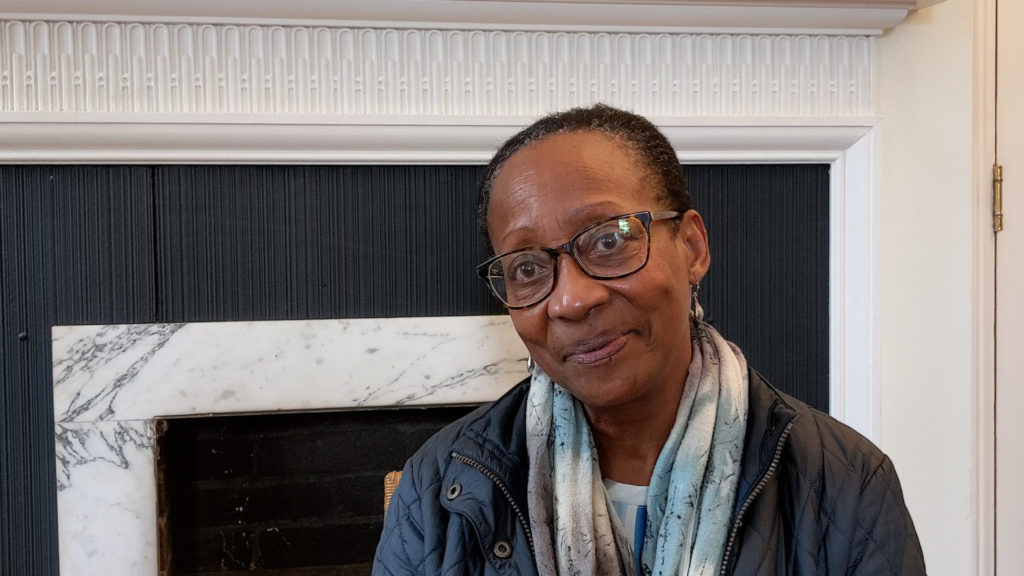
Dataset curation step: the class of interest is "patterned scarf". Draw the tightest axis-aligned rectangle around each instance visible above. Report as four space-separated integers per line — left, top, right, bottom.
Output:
525 321 749 576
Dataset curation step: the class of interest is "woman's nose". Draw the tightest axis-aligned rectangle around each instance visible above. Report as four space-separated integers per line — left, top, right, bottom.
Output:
546 254 611 320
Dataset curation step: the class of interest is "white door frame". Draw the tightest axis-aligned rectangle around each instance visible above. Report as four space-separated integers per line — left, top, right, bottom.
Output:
974 0 997 573
989 0 1023 572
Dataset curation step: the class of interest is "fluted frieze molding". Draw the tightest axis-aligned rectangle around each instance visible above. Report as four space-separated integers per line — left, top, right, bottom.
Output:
1 20 873 118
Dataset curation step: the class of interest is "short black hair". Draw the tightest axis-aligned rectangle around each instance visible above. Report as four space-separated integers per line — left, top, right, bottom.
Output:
477 103 690 253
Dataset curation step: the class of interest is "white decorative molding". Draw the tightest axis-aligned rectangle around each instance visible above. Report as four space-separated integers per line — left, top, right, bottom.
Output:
0 21 873 118
828 127 880 441
0 0 916 35
0 116 874 163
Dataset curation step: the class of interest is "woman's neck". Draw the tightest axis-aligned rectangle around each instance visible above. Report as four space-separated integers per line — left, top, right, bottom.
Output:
586 371 688 486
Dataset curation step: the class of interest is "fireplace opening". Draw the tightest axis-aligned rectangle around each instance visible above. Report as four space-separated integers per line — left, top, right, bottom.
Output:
155 405 477 575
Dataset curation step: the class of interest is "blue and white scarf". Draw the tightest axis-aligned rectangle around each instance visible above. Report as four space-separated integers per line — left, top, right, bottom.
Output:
525 321 749 576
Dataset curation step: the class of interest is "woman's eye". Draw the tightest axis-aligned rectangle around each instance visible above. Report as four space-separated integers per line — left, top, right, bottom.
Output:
588 221 636 253
505 254 549 283
595 232 625 251
514 261 538 279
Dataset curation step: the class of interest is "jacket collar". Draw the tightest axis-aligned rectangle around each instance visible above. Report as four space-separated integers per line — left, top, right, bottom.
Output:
441 370 801 541
734 368 801 509
447 379 532 506
442 381 536 573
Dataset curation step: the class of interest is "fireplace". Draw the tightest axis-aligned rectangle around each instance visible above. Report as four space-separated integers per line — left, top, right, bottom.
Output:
5 3 899 574
47 160 833 574
155 405 476 574
53 317 529 575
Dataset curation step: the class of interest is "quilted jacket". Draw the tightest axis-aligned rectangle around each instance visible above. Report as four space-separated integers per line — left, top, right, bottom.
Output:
373 369 927 576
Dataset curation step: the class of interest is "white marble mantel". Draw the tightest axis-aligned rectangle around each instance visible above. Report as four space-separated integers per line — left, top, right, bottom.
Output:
52 316 528 576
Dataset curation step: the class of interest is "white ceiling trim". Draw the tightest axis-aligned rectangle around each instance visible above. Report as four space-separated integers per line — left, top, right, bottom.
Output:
0 0 916 35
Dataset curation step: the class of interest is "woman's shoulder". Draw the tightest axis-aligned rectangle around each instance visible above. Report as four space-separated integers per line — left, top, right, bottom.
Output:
743 370 925 574
401 377 532 487
747 369 891 486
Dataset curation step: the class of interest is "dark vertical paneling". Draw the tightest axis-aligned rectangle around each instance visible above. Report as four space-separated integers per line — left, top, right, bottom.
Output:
155 166 502 322
0 168 7 576
689 164 830 411
0 168 11 576
1 167 59 576
49 168 158 324
0 166 156 576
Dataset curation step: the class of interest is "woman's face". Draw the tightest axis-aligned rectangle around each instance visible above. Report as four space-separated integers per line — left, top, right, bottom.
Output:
487 131 710 412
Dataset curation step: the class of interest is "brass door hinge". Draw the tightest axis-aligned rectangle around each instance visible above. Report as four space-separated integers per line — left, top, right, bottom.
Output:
994 164 1004 232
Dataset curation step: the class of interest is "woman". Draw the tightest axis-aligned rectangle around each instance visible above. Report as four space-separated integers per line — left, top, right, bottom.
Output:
373 105 925 576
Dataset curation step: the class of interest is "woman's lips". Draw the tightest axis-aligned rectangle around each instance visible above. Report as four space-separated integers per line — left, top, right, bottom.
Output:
565 334 628 365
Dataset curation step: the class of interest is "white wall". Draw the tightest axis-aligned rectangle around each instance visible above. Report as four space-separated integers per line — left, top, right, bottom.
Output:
877 0 979 574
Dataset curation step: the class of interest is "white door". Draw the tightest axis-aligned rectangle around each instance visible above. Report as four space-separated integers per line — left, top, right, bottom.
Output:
995 0 1023 572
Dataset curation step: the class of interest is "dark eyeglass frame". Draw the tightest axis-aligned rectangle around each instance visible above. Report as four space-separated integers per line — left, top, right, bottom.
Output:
476 210 683 309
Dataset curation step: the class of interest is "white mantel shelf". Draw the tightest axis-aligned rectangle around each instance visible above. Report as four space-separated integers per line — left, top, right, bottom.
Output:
0 0 937 35
0 113 874 164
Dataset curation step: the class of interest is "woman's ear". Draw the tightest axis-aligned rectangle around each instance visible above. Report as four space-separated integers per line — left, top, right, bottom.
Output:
679 210 710 284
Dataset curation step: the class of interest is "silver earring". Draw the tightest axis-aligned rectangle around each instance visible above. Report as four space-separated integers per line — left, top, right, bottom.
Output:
689 282 704 321
527 356 535 372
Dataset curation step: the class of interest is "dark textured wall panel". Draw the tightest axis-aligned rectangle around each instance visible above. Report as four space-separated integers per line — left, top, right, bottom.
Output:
690 164 831 411
0 166 155 576
154 166 502 322
0 163 828 576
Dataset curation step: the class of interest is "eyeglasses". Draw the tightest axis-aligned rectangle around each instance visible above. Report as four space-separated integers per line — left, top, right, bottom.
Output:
476 210 683 309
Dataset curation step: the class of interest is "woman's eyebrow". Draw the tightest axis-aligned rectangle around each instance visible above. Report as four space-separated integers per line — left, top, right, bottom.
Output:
563 202 631 223
495 204 631 253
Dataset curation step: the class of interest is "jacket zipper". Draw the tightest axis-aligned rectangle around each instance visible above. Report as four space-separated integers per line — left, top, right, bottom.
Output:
450 451 535 556
719 420 795 576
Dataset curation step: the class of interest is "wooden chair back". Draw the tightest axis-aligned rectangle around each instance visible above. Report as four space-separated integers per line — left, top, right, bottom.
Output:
384 470 403 512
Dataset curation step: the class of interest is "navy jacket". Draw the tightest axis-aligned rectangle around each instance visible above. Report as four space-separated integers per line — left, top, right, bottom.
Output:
373 369 926 575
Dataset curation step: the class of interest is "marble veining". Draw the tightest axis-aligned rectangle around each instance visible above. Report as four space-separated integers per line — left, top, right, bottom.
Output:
55 421 157 576
52 315 528 576
53 316 528 423
53 323 186 422
55 421 154 491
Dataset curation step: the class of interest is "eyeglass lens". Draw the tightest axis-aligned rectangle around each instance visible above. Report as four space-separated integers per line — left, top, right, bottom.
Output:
488 214 651 308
